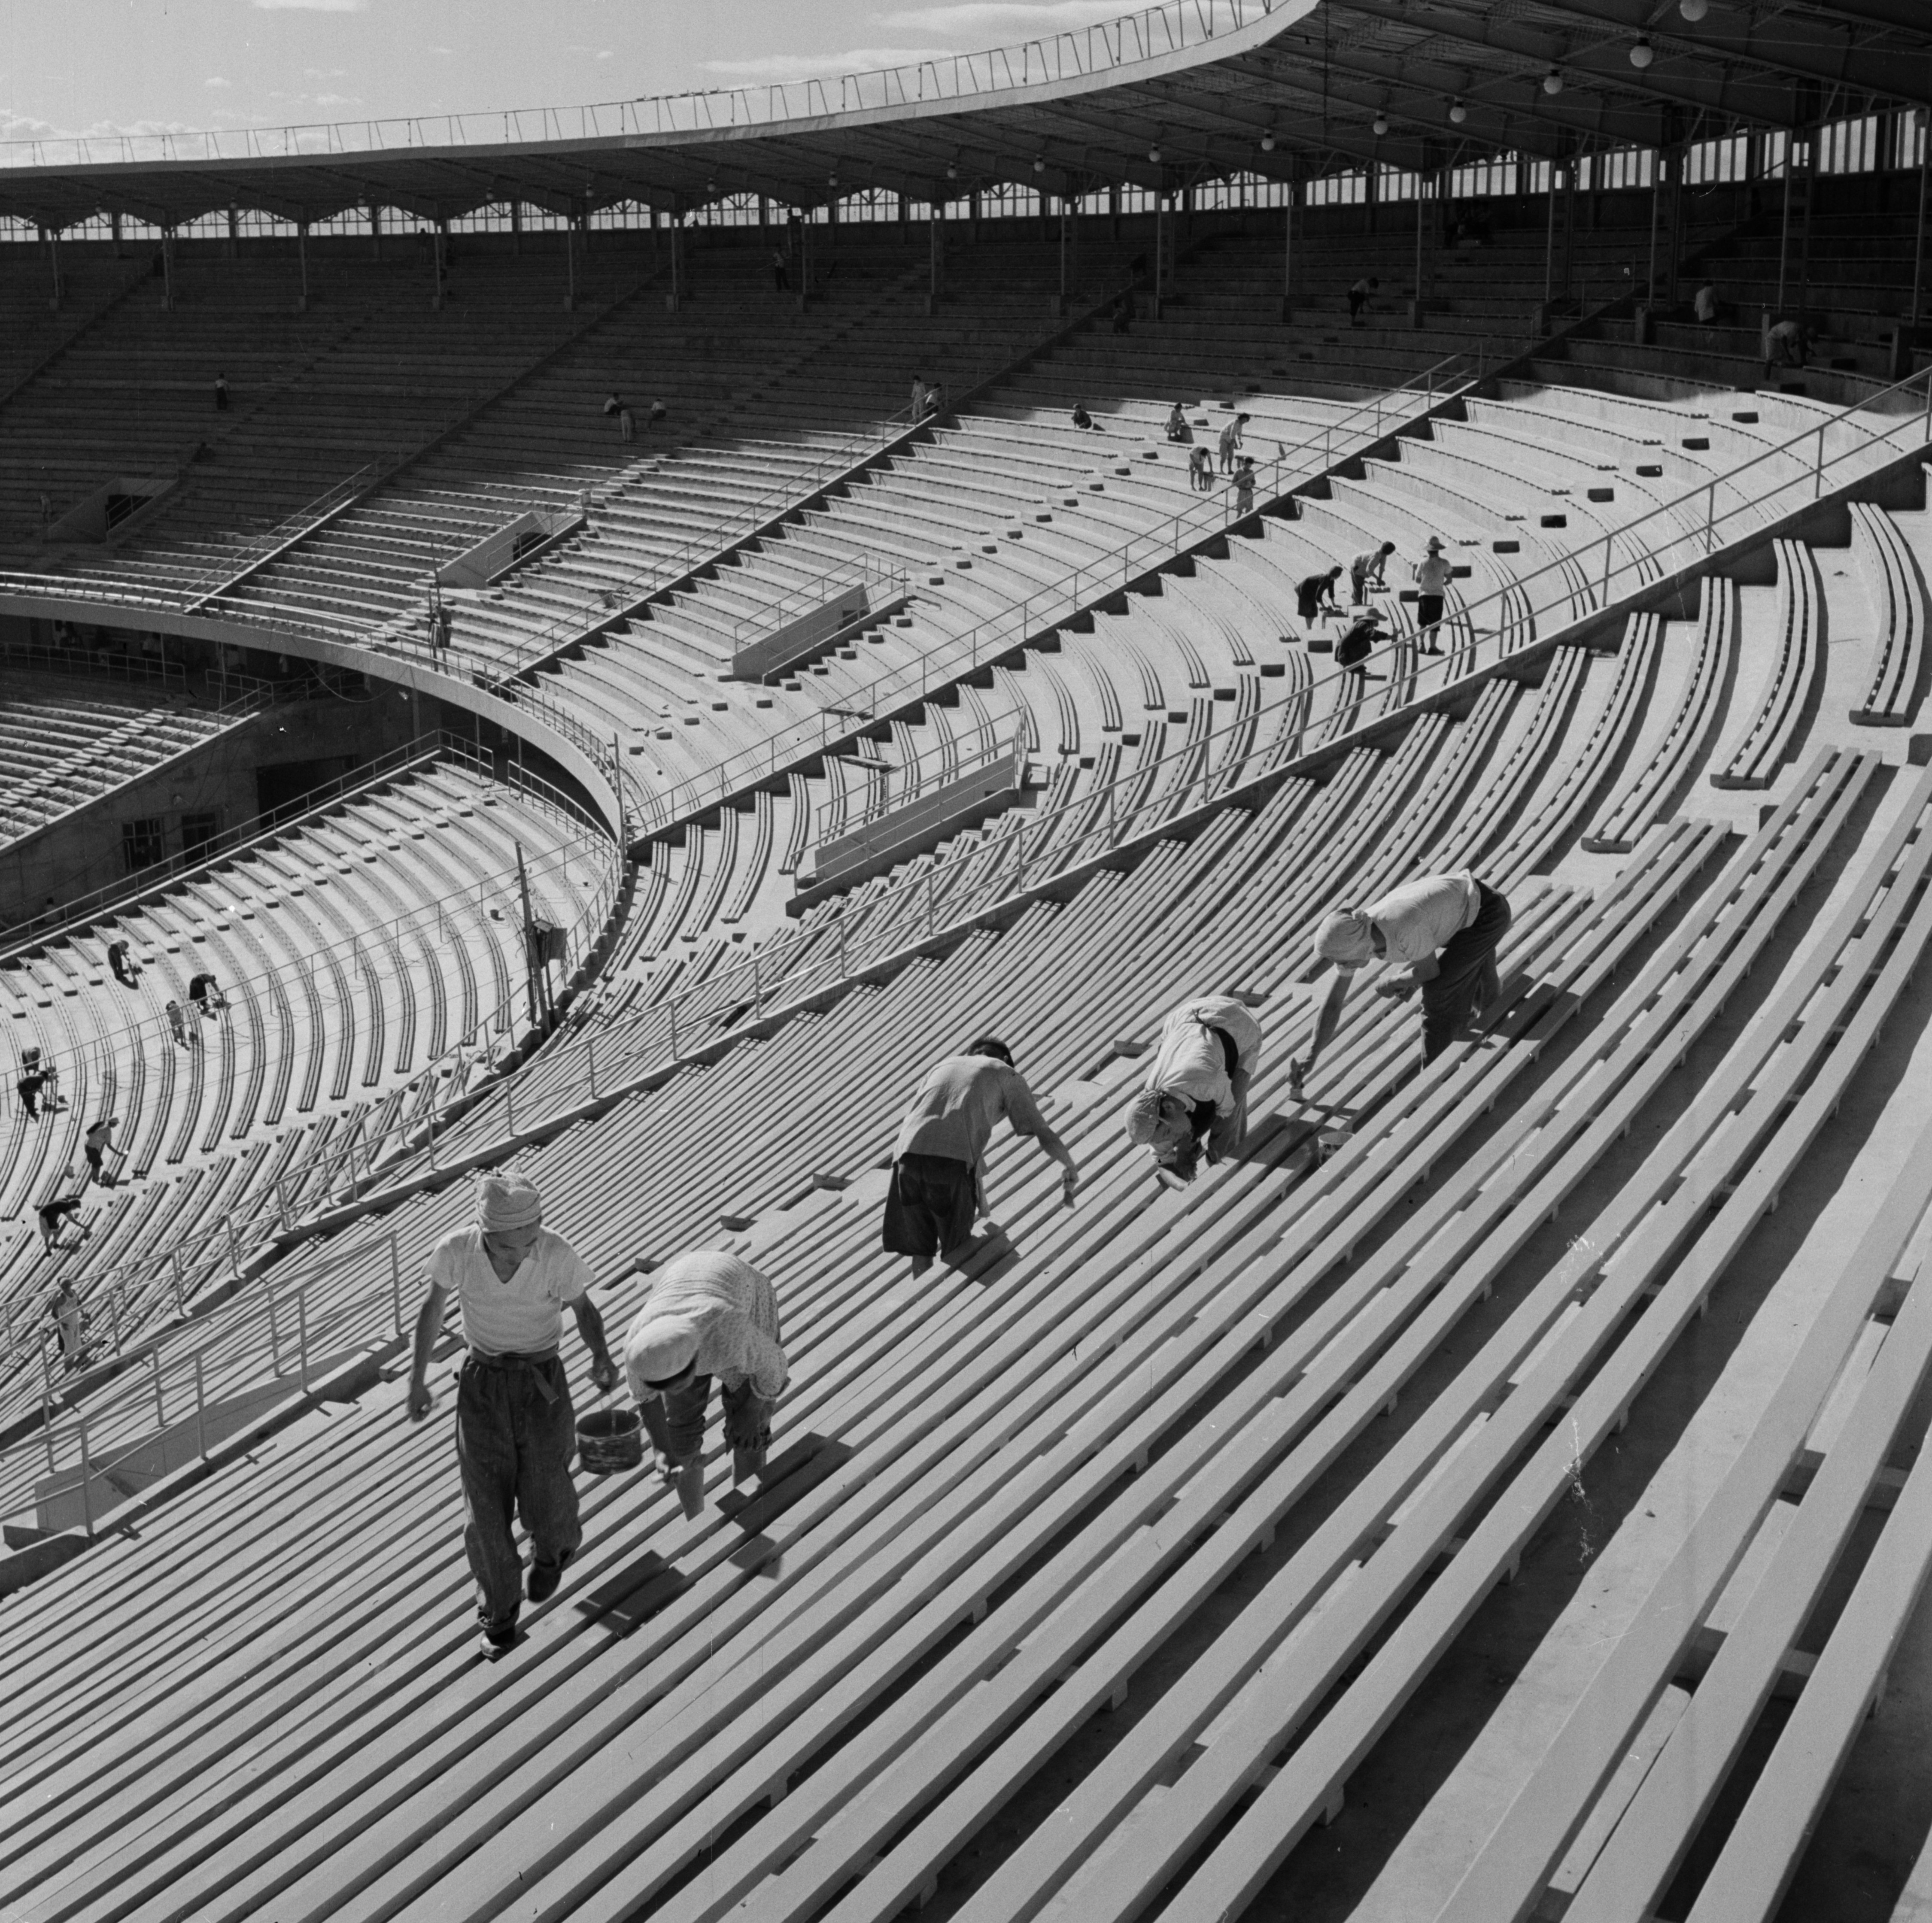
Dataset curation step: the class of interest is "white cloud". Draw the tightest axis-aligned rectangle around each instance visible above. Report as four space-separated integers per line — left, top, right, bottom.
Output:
873 0 1134 29
313 92 360 106
251 0 369 11
596 49 614 59
700 46 965 79
204 76 231 89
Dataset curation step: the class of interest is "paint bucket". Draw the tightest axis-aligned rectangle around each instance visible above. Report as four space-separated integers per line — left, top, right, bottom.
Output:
576 1406 643 1474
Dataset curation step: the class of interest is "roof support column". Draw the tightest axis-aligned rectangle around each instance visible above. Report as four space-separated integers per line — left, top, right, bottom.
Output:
46 227 62 313
1777 139 1792 311
510 198 522 257
1412 162 1428 325
1280 167 1296 323
1055 194 1069 315
1902 118 1929 379
927 201 943 316
296 219 309 313
226 205 239 258
369 200 381 260
434 215 448 312
1109 181 1120 243
1154 191 1169 319
565 203 578 312
162 226 176 311
110 209 123 258
1541 162 1558 320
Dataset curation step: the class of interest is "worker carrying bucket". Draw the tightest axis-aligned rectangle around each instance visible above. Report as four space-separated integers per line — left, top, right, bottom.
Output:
623 1249 790 1520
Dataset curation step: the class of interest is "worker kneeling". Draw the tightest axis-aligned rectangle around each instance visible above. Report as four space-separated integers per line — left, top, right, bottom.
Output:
624 1249 789 1518
1124 995 1262 1181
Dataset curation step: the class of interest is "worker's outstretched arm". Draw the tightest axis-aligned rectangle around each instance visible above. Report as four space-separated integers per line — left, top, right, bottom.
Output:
571 1295 621 1392
1293 971 1354 1083
1036 1125 1079 1205
407 1281 449 1420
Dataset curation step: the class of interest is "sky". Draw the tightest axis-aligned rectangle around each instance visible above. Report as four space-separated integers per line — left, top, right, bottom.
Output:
0 0 1146 144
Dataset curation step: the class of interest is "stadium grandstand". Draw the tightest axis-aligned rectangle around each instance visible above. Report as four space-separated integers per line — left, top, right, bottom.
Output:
9 0 1932 1917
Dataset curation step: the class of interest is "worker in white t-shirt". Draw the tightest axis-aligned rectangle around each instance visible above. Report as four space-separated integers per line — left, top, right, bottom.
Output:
1295 869 1513 1079
1413 537 1453 655
1123 995 1263 1181
407 1171 619 1653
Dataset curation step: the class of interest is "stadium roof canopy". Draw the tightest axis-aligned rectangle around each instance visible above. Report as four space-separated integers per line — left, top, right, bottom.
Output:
3 0 1930 233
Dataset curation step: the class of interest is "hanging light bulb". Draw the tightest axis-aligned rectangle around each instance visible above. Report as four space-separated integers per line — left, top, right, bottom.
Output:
1629 36 1655 68
1543 67 1564 94
1033 155 1046 174
1148 143 1162 163
1449 99 1467 124
1679 0 1708 18
945 161 958 180
1260 131 1276 152
1373 114 1389 136
827 170 840 188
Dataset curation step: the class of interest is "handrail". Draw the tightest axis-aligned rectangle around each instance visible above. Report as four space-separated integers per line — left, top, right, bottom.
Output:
0 0 1291 170
637 345 1486 834
0 637 186 689
726 555 908 652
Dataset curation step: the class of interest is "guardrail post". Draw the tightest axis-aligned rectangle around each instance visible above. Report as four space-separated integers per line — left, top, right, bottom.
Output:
78 1422 93 1539
151 1347 165 1428
265 1279 280 1375
297 1289 310 1397
1813 423 1824 498
587 1035 598 1100
926 869 938 938
194 1353 208 1459
668 998 680 1058
389 1233 404 1338
106 1286 122 1356
1705 482 1715 554
836 910 848 979
225 1213 243 1278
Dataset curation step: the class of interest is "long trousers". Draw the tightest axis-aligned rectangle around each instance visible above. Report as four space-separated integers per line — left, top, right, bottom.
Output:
455 1352 580 1629
1421 882 1512 1062
640 1375 774 1470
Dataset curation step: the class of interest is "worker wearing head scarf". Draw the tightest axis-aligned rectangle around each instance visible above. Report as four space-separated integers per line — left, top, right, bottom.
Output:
407 1170 619 1653
1124 995 1263 1181
624 1249 790 1514
1294 870 1512 1086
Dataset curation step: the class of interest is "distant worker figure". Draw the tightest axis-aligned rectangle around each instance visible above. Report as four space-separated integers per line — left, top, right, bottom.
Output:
1071 401 1097 431
1765 317 1807 374
106 939 141 987
1188 445 1214 492
1693 282 1719 326
1350 541 1396 605
83 1115 122 1186
17 1066 49 1120
1334 610 1388 678
430 602 454 654
646 396 668 431
623 1248 790 1515
1232 456 1257 518
48 1277 86 1371
1348 275 1379 325
1165 402 1191 444
406 1172 620 1653
1296 869 1513 1078
617 403 635 444
601 391 623 420
883 1038 1078 1279
1110 291 1134 334
910 373 932 420
1413 536 1452 655
772 247 790 292
37 1193 89 1254
188 972 226 1019
1123 995 1263 1183
166 1000 192 1049
1218 412 1252 475
213 371 229 412
1297 565 1344 628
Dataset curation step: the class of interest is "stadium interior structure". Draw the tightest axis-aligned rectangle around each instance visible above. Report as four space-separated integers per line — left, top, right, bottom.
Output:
9 0 1932 1916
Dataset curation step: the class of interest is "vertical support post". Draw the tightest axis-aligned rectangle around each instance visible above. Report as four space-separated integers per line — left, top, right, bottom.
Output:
515 840 541 1032
1814 423 1824 497
265 1279 280 1375
836 907 848 978
172 1246 187 1311
1154 192 1167 318
47 226 63 312
390 1234 404 1337
1646 151 1661 299
587 1035 598 1100
194 1354 208 1459
927 202 941 314
1281 171 1294 322
227 203 240 257
510 198 523 257
78 1423 93 1539
297 219 310 312
1798 124 1818 319
297 1290 310 1397
1057 194 1068 313
927 868 937 937
432 218 447 312
162 226 176 310
111 209 123 257
568 206 580 312
369 200 381 261
1777 137 1792 311
152 1347 166 1428
1543 165 1558 309
106 1286 122 1354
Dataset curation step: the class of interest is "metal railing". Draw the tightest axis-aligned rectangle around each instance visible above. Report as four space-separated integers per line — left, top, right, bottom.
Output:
0 1 1291 170
0 636 186 690
1 1229 409 1528
726 556 911 656
638 346 1488 834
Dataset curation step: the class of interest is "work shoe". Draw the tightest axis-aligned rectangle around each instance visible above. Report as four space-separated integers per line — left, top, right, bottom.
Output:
526 1549 574 1605
479 1614 520 1656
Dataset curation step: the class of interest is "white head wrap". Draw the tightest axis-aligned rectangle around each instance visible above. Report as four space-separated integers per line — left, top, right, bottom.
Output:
1315 910 1376 968
477 1172 544 1232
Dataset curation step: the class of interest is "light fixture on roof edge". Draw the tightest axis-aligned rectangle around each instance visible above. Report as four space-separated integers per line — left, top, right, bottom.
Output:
1148 143 1162 163
945 161 958 179
828 170 839 188
1260 130 1276 152
1543 67 1564 94
1629 36 1655 68
1373 113 1389 136
1449 98 1467 123
1033 155 1046 173
1679 0 1708 18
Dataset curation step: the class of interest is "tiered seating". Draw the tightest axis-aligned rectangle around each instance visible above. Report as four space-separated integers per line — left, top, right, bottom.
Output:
0 674 239 848
0 754 611 1350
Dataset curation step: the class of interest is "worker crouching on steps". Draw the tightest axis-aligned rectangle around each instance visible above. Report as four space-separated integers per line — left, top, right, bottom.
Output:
623 1249 790 1518
1294 869 1513 1086
407 1172 620 1656
1124 995 1263 1182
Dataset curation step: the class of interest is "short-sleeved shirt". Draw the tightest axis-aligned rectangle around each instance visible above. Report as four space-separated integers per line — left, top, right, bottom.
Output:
427 1224 593 1358
1414 554 1452 594
1351 278 1372 294
1145 998 1264 1117
623 1250 789 1401
1351 549 1385 579
1298 573 1334 601
893 1055 1050 1169
84 1121 113 1152
1218 422 1242 452
1345 871 1480 971
1694 286 1716 319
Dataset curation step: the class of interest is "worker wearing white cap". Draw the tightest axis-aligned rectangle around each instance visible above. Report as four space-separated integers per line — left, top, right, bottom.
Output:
1123 995 1263 1181
1412 536 1452 655
624 1248 790 1514
407 1170 619 1653
1294 870 1512 1085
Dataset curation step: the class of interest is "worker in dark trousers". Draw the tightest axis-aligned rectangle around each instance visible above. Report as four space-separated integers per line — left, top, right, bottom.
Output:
1124 995 1263 1182
1295 870 1512 1077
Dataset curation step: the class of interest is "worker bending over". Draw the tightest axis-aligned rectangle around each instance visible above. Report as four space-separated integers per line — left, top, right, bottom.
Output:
624 1249 789 1514
1124 994 1263 1182
1295 869 1512 1080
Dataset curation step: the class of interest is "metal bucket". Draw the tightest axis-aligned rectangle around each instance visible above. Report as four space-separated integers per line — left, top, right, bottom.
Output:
576 1405 643 1474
